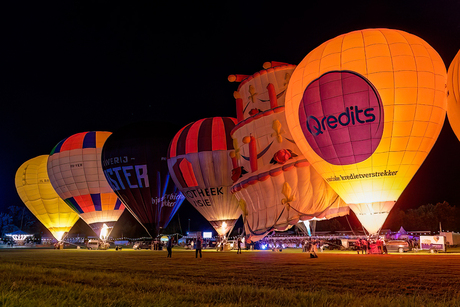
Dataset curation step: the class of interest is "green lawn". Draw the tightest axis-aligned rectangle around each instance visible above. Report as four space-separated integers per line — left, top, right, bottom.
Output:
1 247 460 306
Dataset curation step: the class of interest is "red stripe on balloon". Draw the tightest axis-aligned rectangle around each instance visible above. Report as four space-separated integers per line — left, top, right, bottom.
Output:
249 136 257 172
185 119 205 153
179 158 198 187
60 132 86 151
172 160 187 188
212 117 226 151
223 117 237 150
267 83 278 109
168 126 188 158
175 123 193 156
74 194 94 213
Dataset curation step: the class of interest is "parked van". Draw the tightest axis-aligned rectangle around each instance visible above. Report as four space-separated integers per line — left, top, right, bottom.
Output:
87 239 99 250
385 240 410 253
87 239 109 250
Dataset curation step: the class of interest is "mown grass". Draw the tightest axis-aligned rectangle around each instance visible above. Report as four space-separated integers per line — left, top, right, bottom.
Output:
1 248 460 306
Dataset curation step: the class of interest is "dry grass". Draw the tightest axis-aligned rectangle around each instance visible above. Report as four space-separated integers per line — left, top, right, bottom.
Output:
1 247 460 306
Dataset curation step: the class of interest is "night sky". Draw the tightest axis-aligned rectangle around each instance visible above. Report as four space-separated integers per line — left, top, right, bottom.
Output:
2 2 460 234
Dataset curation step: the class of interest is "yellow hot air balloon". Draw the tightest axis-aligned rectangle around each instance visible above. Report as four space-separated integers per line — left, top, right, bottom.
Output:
285 29 447 234
15 155 80 241
447 49 460 140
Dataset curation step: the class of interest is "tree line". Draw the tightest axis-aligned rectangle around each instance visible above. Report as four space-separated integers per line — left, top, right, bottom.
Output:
0 206 36 237
315 201 460 234
384 201 460 233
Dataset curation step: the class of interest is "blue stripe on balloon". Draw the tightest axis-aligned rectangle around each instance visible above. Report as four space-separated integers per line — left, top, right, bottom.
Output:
83 131 96 148
65 197 83 214
114 199 122 210
91 194 102 211
50 139 66 154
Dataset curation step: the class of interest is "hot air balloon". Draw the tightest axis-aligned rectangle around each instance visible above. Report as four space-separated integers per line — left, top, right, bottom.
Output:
285 29 447 235
447 49 460 140
101 121 185 238
47 131 125 240
229 62 348 242
167 117 241 238
15 155 80 242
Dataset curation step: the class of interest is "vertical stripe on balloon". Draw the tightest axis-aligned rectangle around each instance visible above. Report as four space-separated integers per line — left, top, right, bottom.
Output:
83 132 96 148
172 158 198 188
62 132 86 151
114 199 122 210
235 94 244 122
212 117 226 151
249 136 258 172
198 118 213 152
185 119 205 153
75 194 94 213
223 117 238 150
176 124 193 156
65 197 83 214
267 83 278 109
167 126 187 158
50 139 65 154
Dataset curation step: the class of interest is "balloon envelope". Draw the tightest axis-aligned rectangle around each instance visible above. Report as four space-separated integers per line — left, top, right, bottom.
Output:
167 117 241 237
101 121 185 237
229 63 348 241
285 28 447 234
47 131 125 236
15 155 80 241
447 49 460 141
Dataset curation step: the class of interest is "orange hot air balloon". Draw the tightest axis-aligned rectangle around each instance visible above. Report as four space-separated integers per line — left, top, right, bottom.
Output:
447 50 460 140
285 29 447 235
15 155 80 241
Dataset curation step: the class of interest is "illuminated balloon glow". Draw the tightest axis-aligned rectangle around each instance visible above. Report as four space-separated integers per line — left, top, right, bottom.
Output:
285 29 447 234
15 155 80 241
167 117 241 237
47 131 125 238
447 49 460 140
230 62 348 242
101 121 185 238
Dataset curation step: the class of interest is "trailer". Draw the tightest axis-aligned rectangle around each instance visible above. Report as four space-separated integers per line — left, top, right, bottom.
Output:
419 235 446 253
440 232 460 246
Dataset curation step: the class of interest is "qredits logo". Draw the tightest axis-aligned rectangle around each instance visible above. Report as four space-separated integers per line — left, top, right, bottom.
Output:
299 71 384 165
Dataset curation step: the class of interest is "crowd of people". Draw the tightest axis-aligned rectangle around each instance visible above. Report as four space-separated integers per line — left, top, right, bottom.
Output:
355 238 388 254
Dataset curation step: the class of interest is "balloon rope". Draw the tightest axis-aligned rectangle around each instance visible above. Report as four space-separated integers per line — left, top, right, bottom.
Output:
362 225 368 237
246 207 285 236
345 215 356 236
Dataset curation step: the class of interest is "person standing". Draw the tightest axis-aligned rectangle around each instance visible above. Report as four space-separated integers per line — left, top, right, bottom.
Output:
237 237 242 254
167 237 173 258
195 236 202 258
361 238 368 255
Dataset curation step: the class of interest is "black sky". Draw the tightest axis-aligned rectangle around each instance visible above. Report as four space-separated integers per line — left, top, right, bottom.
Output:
2 1 460 226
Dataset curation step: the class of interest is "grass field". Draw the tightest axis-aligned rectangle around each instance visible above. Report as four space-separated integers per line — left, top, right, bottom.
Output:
1 247 460 306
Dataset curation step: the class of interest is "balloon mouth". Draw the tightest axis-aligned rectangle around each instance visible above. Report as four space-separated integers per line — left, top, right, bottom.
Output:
349 201 395 235
54 231 66 242
99 223 112 241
